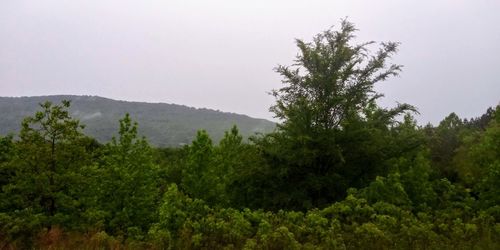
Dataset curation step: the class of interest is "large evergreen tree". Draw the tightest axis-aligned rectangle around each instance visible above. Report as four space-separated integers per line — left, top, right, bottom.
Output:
1 101 91 229
253 20 415 210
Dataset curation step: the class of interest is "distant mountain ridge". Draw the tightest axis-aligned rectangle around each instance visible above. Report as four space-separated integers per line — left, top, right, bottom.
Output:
0 95 276 147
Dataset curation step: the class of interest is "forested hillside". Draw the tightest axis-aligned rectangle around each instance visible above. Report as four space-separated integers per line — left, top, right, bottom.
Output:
0 95 275 146
1 21 499 249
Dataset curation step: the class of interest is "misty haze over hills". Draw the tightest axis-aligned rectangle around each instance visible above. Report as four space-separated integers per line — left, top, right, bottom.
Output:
0 95 276 146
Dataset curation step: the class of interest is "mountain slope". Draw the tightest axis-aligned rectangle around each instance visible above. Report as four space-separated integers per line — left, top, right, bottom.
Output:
0 95 276 146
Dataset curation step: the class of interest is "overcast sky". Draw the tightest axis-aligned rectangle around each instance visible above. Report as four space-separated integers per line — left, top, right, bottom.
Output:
1 0 499 124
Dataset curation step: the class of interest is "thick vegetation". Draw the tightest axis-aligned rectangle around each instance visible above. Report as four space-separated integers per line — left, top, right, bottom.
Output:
1 21 499 249
0 95 275 147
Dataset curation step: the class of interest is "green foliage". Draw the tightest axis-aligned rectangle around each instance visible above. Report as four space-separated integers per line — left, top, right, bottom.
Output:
248 20 416 210
398 154 437 210
360 173 411 207
0 95 276 147
0 135 14 189
149 187 499 249
1 101 92 230
473 108 500 209
0 21 499 249
154 146 188 193
93 113 159 237
0 135 13 163
427 112 464 181
216 126 243 184
180 126 255 207
181 130 220 205
270 19 404 129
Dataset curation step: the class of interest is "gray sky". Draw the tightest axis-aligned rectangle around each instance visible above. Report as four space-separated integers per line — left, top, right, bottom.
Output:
1 0 499 124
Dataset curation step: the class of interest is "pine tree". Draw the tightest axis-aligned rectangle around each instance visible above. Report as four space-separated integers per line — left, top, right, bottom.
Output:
95 113 159 237
2 100 91 229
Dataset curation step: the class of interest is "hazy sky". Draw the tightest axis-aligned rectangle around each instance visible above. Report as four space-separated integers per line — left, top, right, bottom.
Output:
1 0 499 124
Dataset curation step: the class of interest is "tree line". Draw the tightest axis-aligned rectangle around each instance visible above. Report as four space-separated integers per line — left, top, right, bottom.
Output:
0 20 499 249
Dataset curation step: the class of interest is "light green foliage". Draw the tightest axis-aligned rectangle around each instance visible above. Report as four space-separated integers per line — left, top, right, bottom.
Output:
150 187 499 249
216 126 243 187
181 130 220 205
181 126 249 207
398 154 437 209
94 113 159 237
360 173 411 207
151 185 347 249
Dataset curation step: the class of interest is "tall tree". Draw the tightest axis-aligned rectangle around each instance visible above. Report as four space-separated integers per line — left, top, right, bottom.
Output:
253 20 414 210
215 126 242 186
427 112 464 181
95 114 158 237
181 130 220 205
270 20 409 131
470 107 500 208
2 101 91 228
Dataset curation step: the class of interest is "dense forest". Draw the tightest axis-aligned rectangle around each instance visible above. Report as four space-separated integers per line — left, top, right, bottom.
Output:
1 21 499 249
0 95 275 147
